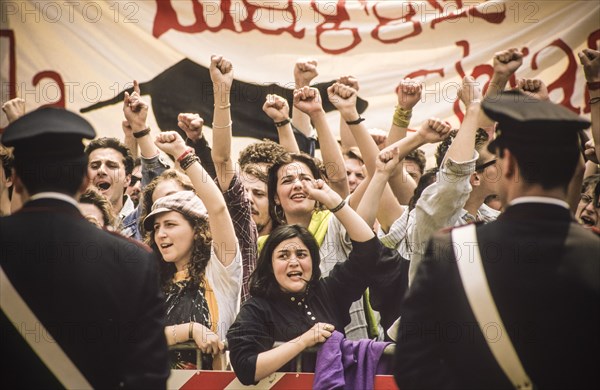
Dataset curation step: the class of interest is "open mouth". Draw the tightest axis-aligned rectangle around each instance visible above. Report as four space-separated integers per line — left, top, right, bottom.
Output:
580 215 596 227
95 181 111 191
290 193 306 200
160 243 173 249
287 271 302 279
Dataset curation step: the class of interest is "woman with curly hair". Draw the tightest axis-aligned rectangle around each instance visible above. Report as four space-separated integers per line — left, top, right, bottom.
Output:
78 187 117 229
143 131 241 370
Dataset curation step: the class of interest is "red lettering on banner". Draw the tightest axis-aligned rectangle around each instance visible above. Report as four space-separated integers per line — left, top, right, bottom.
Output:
312 0 361 54
150 0 516 54
430 0 506 29
583 29 600 114
532 39 578 113
153 0 304 39
239 1 303 37
371 2 422 44
153 0 214 37
32 71 65 108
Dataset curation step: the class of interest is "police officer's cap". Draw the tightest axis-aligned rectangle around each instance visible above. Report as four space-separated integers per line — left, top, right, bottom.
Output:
482 90 590 153
2 107 95 160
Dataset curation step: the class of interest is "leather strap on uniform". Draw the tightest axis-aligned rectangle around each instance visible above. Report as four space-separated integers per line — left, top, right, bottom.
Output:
0 267 93 389
451 225 533 390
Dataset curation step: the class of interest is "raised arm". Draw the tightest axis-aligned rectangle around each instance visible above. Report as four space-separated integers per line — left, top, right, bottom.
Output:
302 178 374 242
263 94 300 153
516 78 549 101
356 147 403 227
483 48 523 127
337 75 361 149
579 49 600 163
334 82 418 205
1 98 25 213
1 97 25 124
177 113 216 180
408 79 482 283
154 131 238 266
123 80 160 160
388 78 422 145
327 82 409 230
209 55 235 191
121 120 139 160
294 86 350 198
358 120 451 227
446 76 483 164
291 60 318 137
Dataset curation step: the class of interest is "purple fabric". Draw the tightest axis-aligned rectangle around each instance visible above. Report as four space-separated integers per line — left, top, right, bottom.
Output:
313 331 391 390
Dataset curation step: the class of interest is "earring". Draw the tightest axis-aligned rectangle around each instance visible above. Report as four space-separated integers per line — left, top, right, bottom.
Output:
274 204 286 224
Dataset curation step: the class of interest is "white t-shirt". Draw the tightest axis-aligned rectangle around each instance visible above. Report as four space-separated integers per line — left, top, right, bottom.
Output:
205 243 242 340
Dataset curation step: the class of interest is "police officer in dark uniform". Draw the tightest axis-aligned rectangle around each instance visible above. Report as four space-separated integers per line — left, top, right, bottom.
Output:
0 108 169 388
394 91 600 389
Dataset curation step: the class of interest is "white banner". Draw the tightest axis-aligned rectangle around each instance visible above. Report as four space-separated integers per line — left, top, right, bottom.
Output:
1 0 598 153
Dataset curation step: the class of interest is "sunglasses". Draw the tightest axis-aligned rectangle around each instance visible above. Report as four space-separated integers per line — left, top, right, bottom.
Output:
129 175 142 187
475 159 497 172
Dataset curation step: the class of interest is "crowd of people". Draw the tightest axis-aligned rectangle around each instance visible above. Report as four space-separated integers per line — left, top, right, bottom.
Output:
1 47 599 389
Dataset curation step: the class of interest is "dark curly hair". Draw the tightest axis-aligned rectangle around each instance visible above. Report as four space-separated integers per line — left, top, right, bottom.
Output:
267 152 325 229
238 139 287 171
84 137 134 175
138 170 195 236
405 148 426 176
145 211 212 293
249 224 321 299
435 128 489 168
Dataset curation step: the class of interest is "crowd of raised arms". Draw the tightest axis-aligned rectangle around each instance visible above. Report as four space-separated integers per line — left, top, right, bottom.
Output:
1 47 599 389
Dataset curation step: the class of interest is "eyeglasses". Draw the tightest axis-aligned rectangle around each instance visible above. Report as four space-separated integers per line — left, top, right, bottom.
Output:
129 175 142 187
580 193 600 208
475 159 497 172
580 194 593 204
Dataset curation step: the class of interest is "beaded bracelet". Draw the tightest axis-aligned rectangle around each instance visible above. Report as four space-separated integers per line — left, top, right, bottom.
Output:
172 325 177 343
329 199 346 213
133 127 151 138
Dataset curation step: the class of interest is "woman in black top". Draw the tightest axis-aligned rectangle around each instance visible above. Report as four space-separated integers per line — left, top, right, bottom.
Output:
227 177 395 385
